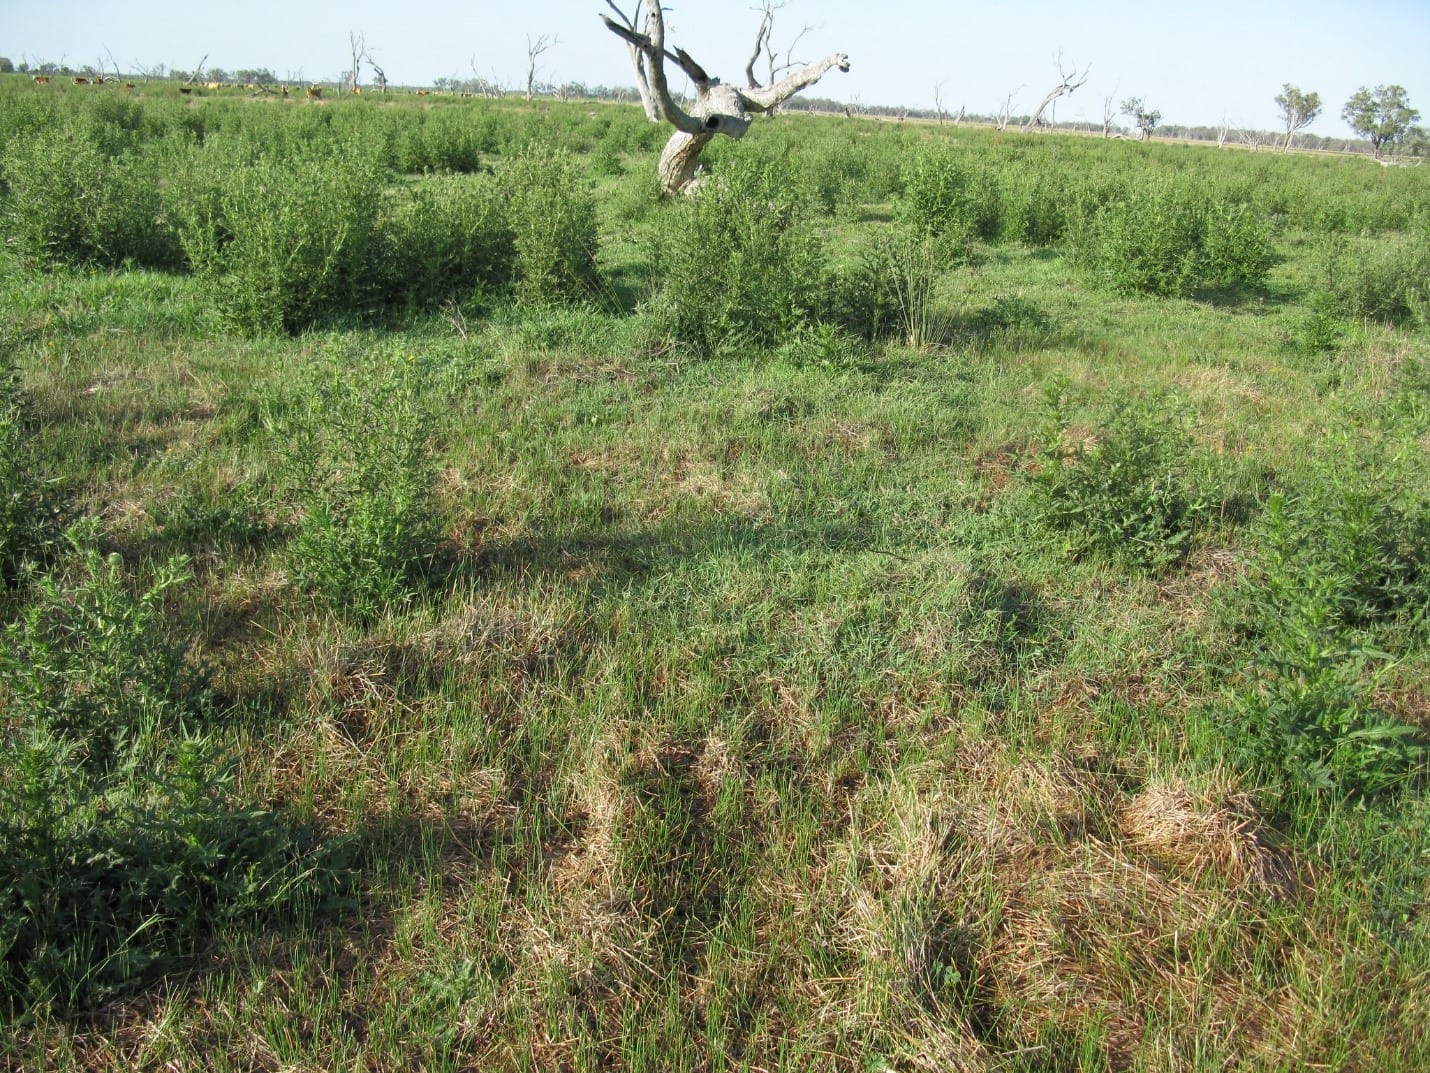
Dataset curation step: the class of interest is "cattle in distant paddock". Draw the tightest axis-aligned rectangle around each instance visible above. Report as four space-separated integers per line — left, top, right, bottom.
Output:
32 75 50 85
306 85 322 99
72 77 90 85
206 81 222 90
179 86 192 95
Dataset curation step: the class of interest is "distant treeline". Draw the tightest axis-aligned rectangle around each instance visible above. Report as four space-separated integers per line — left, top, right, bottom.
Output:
3 57 1421 158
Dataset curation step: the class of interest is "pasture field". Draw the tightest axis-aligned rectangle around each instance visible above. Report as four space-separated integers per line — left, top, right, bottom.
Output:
1 77 1428 1070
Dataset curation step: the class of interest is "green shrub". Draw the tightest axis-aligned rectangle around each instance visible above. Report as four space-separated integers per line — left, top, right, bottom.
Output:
280 346 443 620
1317 222 1430 330
372 173 516 310
0 363 48 585
0 726 353 1011
997 167 1071 246
0 124 180 270
0 520 354 1011
1226 492 1428 800
502 143 600 306
1070 179 1273 297
898 143 999 241
0 520 206 772
1032 386 1210 572
646 157 825 355
176 142 386 334
827 226 966 347
390 109 484 174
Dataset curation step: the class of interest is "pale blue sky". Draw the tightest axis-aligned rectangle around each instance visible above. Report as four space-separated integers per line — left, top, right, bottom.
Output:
3 1 1427 137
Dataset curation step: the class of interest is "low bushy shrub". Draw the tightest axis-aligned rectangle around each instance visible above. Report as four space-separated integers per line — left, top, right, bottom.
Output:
1225 483 1429 801
646 157 825 354
0 520 206 771
1032 386 1210 572
1070 179 1273 297
898 143 1000 241
0 520 355 1011
1 124 181 270
170 141 386 334
502 143 601 306
280 346 443 620
1316 221 1430 330
372 173 516 310
826 226 967 347
0 363 48 585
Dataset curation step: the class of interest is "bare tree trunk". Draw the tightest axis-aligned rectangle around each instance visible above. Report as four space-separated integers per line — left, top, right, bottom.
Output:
604 2 661 120
1024 54 1089 131
602 0 848 196
348 32 363 95
526 33 556 101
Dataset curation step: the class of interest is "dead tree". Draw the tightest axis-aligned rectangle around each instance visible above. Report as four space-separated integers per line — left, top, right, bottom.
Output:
347 32 364 95
745 0 815 114
1102 93 1118 138
1024 54 1089 131
525 33 556 101
933 81 948 125
603 1 660 121
995 87 1023 131
601 0 849 196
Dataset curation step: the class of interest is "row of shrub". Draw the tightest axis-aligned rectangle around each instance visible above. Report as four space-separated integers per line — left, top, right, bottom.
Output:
0 85 671 175
0 117 602 332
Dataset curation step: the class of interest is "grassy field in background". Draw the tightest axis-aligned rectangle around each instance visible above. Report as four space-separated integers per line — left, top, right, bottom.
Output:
1 79 1428 1071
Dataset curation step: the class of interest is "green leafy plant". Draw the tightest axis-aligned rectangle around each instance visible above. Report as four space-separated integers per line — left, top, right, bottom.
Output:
0 725 354 1011
647 157 825 355
0 123 180 270
1070 179 1273 297
173 141 386 334
1227 493 1427 800
1 519 205 772
1315 220 1430 330
372 172 516 311
897 143 999 241
1032 384 1210 572
502 143 601 306
279 346 443 620
0 363 49 585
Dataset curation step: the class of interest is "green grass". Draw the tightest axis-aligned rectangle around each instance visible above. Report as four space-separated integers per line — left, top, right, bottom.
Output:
1 81 1428 1070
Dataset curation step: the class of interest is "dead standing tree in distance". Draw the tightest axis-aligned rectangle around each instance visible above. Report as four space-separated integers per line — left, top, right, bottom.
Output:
601 0 849 196
525 33 556 101
1024 53 1089 131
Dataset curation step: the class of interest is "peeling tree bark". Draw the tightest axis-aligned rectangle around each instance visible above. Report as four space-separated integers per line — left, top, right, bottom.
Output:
601 0 849 196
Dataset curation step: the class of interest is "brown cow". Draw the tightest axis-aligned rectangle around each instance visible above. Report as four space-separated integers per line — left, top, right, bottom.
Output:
72 77 90 86
32 75 50 85
306 85 322 100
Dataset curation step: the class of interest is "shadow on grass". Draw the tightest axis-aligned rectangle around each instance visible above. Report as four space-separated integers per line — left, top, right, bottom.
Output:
453 512 893 593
